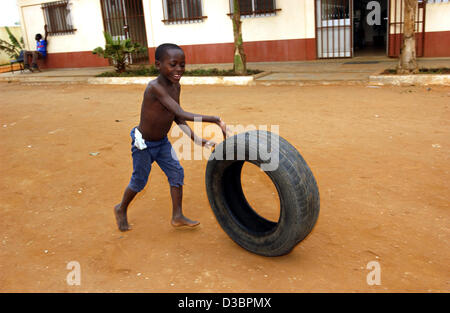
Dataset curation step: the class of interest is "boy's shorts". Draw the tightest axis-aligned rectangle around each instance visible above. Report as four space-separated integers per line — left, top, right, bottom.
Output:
128 127 184 192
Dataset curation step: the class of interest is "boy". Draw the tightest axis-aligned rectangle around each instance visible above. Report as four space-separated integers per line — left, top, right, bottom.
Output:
24 25 48 72
114 43 227 231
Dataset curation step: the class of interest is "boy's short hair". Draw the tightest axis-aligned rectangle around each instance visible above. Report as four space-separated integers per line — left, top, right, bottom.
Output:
155 43 183 61
35 33 43 40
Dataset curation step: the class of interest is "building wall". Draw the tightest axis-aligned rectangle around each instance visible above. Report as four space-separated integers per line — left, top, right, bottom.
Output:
144 0 316 64
18 0 108 68
16 0 450 68
423 1 450 57
0 26 23 64
388 0 450 57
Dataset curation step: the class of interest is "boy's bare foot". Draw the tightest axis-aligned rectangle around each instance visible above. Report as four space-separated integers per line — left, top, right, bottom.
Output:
171 215 200 228
114 204 130 231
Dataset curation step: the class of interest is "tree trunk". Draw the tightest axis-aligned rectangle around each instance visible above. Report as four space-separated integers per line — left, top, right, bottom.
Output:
397 0 419 74
232 0 247 75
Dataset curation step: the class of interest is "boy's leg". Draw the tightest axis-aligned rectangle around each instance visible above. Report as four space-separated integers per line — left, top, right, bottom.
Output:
31 52 42 71
156 139 199 227
23 51 33 71
114 186 137 231
114 138 153 231
170 185 200 227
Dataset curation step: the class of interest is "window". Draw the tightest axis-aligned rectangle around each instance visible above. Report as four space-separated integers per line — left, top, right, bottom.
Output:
426 0 449 3
41 0 76 35
229 0 280 18
162 0 206 24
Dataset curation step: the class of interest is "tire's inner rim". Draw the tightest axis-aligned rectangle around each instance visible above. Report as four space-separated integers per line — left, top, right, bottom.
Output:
222 161 279 234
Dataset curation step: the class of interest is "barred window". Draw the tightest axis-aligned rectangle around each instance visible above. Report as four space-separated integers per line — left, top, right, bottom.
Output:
162 0 206 24
41 0 76 35
426 0 449 3
229 0 280 18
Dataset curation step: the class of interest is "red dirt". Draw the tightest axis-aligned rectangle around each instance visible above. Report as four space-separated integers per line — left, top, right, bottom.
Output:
0 83 448 292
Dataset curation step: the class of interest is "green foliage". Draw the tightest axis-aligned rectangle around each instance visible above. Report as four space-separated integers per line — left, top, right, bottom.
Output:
95 66 261 77
96 65 159 77
0 26 25 59
383 67 450 75
92 32 146 73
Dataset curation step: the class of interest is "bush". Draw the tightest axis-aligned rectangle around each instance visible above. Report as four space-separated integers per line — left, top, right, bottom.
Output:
96 66 262 77
0 26 25 59
382 67 450 75
92 32 146 73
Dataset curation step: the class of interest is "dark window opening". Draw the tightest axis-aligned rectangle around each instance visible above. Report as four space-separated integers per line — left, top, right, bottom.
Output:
162 0 206 24
42 0 76 35
229 0 280 17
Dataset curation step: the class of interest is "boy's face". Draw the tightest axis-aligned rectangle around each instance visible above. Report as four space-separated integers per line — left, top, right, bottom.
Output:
156 49 185 83
35 34 42 41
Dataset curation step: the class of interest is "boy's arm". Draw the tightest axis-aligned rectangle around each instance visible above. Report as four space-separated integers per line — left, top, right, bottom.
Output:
153 84 219 123
175 118 216 147
44 24 48 42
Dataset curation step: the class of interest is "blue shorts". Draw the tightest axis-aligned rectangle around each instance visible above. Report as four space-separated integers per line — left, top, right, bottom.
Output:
128 127 184 192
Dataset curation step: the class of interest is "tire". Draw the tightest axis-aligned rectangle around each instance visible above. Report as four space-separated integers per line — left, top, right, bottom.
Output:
205 130 320 257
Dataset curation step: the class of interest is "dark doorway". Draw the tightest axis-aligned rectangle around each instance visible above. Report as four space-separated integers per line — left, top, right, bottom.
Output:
100 0 149 64
353 0 388 56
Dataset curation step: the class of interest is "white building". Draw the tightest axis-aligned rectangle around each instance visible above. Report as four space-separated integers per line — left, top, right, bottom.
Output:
17 0 450 68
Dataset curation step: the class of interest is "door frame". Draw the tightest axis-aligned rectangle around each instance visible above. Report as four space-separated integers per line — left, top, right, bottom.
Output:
387 0 426 57
99 0 150 64
315 0 354 59
315 0 426 59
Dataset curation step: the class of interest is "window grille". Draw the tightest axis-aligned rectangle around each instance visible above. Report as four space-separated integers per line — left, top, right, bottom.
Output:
41 0 76 35
229 0 280 18
162 0 207 24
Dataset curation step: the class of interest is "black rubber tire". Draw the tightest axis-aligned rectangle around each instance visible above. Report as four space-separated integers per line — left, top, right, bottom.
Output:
205 130 320 257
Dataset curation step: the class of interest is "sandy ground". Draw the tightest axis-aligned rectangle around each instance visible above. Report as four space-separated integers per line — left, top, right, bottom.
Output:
0 82 449 293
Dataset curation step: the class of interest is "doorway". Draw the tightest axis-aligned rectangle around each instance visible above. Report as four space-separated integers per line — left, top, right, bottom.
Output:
99 0 149 64
353 0 388 57
315 0 353 58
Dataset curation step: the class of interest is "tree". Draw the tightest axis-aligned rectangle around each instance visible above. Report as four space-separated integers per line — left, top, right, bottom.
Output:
397 0 419 74
0 26 25 59
232 0 247 75
92 32 146 73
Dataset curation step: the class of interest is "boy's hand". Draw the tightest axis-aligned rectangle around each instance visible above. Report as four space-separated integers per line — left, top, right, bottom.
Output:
202 139 216 148
218 118 228 139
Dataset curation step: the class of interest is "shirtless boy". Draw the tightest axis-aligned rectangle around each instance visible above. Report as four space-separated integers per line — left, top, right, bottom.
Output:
114 43 227 231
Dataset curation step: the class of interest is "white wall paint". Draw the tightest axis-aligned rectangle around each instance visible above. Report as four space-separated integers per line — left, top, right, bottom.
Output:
425 2 450 32
19 0 105 53
145 0 315 48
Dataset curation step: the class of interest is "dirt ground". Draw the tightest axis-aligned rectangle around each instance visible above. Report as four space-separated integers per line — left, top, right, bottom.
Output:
0 82 448 293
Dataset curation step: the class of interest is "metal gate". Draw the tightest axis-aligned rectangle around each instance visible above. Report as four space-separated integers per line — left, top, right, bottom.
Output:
316 0 353 58
388 0 426 57
100 0 149 64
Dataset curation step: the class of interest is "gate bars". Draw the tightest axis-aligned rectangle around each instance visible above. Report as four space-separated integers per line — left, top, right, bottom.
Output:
388 0 426 57
100 0 149 64
316 0 353 59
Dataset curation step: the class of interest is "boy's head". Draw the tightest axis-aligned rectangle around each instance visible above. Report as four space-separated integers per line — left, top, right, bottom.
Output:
155 43 183 62
155 43 185 83
35 33 43 41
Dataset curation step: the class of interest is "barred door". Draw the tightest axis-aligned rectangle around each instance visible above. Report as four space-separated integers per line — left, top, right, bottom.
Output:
100 0 149 64
388 0 426 57
316 0 353 58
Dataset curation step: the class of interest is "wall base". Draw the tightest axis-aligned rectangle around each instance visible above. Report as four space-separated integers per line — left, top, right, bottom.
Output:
148 38 317 64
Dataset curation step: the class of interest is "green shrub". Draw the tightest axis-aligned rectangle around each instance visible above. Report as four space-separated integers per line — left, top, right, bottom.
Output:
0 26 25 59
95 66 262 77
92 32 146 73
